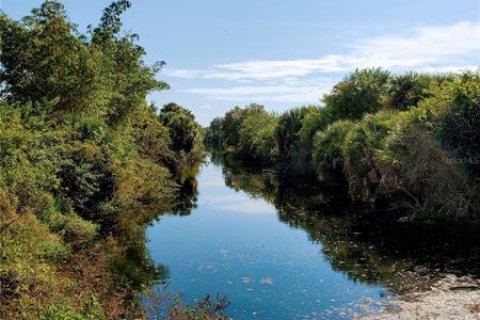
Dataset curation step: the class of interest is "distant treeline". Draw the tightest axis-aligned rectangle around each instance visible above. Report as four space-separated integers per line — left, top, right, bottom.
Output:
206 69 480 219
0 1 227 319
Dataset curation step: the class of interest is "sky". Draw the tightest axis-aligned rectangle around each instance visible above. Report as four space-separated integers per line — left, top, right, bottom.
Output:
1 1 479 125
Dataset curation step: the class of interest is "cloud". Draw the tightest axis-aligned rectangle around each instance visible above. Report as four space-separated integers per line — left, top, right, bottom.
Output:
183 79 333 103
355 21 480 65
201 194 274 215
166 21 480 103
166 56 347 81
168 21 479 82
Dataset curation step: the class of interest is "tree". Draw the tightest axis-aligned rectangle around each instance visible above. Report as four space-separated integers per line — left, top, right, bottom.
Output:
220 104 265 148
92 0 132 41
92 1 169 125
384 73 443 110
204 117 225 148
323 68 391 120
274 106 317 163
159 103 200 154
238 109 276 161
0 1 101 113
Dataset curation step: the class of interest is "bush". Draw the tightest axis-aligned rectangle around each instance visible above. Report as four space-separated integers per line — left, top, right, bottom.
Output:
312 120 355 183
58 142 114 221
378 123 475 218
383 72 444 110
434 73 480 178
340 112 399 201
0 1 206 318
323 68 391 120
62 214 98 248
238 109 277 163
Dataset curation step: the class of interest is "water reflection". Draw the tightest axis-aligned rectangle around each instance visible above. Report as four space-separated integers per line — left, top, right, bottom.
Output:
169 177 200 216
147 155 480 319
213 153 480 293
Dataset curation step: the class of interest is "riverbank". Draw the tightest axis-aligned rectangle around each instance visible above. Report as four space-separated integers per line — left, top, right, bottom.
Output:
205 71 480 221
359 275 480 320
0 2 207 318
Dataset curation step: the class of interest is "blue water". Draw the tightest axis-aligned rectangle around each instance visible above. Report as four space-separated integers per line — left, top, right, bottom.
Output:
147 162 389 319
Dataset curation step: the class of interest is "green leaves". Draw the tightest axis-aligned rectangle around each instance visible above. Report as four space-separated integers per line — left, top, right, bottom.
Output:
208 70 480 218
0 2 205 318
0 0 168 124
93 0 132 41
323 68 391 121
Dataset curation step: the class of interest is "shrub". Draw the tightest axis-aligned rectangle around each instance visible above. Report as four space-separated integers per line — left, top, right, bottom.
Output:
433 73 480 179
62 214 98 248
312 120 355 183
341 112 399 201
323 68 391 121
377 120 475 218
238 109 277 162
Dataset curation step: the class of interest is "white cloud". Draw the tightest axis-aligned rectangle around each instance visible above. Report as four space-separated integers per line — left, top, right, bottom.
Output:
200 194 274 215
183 80 332 103
168 21 480 82
166 21 480 103
355 21 480 65
218 201 274 214
166 56 346 81
412 64 479 74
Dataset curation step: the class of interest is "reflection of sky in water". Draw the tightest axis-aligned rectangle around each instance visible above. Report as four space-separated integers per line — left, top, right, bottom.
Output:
201 193 275 214
147 162 389 319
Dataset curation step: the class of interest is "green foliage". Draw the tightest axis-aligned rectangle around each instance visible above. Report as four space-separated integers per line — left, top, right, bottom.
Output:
238 108 277 162
250 116 279 165
40 296 104 320
274 106 318 166
133 105 174 164
383 72 446 110
228 104 266 147
205 103 274 165
0 2 101 113
93 0 131 39
298 106 332 149
204 117 224 149
159 102 205 177
159 103 203 156
62 214 98 248
378 121 475 218
338 112 397 201
209 70 480 219
0 1 205 319
433 73 480 178
322 68 391 120
167 294 230 320
58 143 114 220
312 120 355 183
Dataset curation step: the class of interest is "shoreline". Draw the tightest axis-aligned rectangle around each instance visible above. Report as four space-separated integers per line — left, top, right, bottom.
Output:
359 275 480 320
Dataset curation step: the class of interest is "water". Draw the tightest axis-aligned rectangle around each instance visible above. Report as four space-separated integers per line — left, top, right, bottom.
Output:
147 161 393 319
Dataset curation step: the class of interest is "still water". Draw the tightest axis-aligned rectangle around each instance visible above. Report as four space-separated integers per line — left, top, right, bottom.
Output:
147 161 393 319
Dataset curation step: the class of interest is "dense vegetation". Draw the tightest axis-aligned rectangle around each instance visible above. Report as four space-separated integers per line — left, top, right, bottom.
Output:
0 1 224 319
206 69 480 219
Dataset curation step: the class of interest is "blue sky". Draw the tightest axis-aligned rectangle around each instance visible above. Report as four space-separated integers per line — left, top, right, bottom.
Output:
2 1 479 125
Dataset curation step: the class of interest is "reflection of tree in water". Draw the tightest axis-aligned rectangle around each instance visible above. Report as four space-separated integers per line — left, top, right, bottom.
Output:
169 177 199 216
167 159 203 216
214 153 480 293
114 208 171 293
117 160 204 298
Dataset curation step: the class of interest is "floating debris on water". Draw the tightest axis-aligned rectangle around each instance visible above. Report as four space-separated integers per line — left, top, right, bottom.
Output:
242 276 253 284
